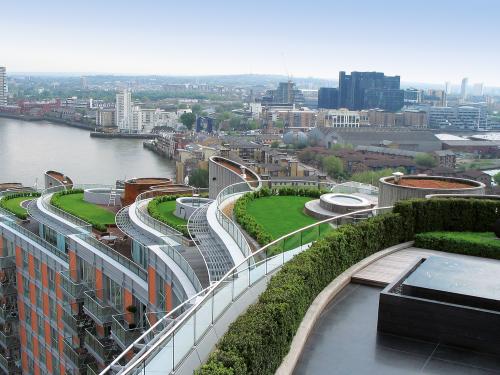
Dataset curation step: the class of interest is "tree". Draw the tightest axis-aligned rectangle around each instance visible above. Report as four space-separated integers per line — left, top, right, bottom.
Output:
188 169 209 188
415 153 437 168
274 119 285 129
191 104 202 115
494 172 500 185
270 141 280 148
322 156 344 179
180 112 196 130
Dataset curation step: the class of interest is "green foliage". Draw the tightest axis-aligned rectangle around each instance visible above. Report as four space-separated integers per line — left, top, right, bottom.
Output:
234 188 327 247
321 155 344 179
274 119 285 129
270 141 280 149
189 168 209 188
0 192 41 219
148 195 190 237
494 172 500 185
199 197 500 375
198 213 405 375
51 190 115 232
180 112 196 130
350 168 404 187
415 231 500 259
414 153 437 168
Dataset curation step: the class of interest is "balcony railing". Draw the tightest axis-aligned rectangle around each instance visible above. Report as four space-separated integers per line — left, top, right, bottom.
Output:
84 328 119 363
0 330 18 348
86 363 100 375
0 352 20 373
83 290 118 325
63 337 90 370
74 234 147 281
0 256 15 270
111 313 145 349
62 304 93 334
60 270 93 300
0 305 18 322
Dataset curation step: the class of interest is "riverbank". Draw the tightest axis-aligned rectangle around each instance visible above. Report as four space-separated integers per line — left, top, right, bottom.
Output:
91 132 156 139
0 112 96 130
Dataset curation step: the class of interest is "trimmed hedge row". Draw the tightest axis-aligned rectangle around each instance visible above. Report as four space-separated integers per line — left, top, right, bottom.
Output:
415 231 500 259
0 192 41 219
51 189 108 231
233 187 327 246
197 198 500 375
197 213 405 375
148 195 190 237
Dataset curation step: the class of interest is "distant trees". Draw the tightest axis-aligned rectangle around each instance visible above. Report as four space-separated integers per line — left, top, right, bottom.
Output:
351 168 405 187
415 153 437 168
180 112 196 130
271 141 280 148
494 172 500 185
322 156 344 180
188 168 209 188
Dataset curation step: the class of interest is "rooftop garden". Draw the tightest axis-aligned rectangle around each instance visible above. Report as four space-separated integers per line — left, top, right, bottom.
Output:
234 187 332 253
51 189 115 231
148 195 189 237
198 198 500 375
415 231 500 258
0 192 41 219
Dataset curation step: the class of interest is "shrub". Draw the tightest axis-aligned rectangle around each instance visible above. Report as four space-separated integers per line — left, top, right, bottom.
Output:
233 187 327 246
0 192 41 219
198 198 500 375
414 231 500 259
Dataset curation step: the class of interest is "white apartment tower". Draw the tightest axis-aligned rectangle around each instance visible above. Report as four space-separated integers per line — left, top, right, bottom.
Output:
116 89 133 131
460 77 468 101
0 67 7 105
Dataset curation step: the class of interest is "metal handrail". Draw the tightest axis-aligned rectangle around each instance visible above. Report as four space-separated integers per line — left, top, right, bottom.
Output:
102 204 392 374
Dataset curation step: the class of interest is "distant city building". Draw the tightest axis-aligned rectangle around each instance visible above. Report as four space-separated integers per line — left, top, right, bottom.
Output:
0 66 6 105
318 87 339 109
338 71 403 111
318 109 361 128
116 89 133 132
472 83 484 96
132 105 143 132
301 89 318 109
423 89 447 106
367 109 427 128
262 81 305 105
428 105 488 130
96 108 115 127
445 81 451 95
461 77 469 101
404 88 422 104
80 75 88 89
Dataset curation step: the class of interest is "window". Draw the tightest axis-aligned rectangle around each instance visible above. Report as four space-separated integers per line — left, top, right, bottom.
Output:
156 274 166 311
22 251 29 269
39 345 46 366
38 312 44 336
48 268 55 291
49 298 57 320
25 307 31 326
23 278 30 299
44 226 58 247
36 288 42 308
34 258 41 280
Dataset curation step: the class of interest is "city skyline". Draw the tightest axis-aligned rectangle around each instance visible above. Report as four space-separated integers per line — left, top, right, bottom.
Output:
1 0 499 85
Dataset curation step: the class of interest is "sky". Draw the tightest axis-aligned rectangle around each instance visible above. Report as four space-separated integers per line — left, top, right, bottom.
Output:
1 0 499 86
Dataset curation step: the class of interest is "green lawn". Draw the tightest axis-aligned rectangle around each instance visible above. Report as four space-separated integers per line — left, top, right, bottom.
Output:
0 196 31 218
245 196 331 252
52 192 115 229
155 200 188 227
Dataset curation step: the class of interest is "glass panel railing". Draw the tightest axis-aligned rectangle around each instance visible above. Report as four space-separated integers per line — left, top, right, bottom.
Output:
83 290 119 324
63 336 90 369
158 244 202 293
0 329 18 347
60 270 93 300
0 304 17 322
0 351 20 373
0 256 15 270
61 303 93 334
74 234 147 281
111 313 147 349
85 328 119 363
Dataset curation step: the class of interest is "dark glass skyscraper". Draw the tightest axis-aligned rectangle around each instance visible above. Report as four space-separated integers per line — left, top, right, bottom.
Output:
318 87 338 109
338 71 403 111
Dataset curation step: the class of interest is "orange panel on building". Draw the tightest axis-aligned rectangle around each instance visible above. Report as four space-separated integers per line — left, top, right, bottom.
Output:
165 282 173 312
69 250 77 278
148 266 156 306
124 288 134 323
15 245 23 268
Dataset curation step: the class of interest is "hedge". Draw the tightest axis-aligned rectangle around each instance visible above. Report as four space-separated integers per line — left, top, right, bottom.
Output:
51 189 109 231
0 192 41 219
233 187 328 246
415 231 500 259
197 198 500 375
148 194 204 237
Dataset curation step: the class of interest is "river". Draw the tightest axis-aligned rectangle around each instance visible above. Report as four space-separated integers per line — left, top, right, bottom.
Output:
0 118 176 187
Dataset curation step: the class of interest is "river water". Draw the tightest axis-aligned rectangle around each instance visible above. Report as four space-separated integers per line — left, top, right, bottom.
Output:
0 118 176 187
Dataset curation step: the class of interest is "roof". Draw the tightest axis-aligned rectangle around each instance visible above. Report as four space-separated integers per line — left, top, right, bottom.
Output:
355 145 419 157
442 140 500 147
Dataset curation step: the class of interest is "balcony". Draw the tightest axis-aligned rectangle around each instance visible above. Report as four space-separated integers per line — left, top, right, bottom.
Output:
111 313 145 349
0 304 18 323
0 352 21 373
84 328 120 364
86 363 100 375
0 329 19 348
63 337 90 371
0 256 15 270
83 290 118 325
62 304 94 334
60 270 92 300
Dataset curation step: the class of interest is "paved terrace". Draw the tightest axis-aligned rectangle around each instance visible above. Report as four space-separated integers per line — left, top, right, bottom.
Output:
295 248 500 375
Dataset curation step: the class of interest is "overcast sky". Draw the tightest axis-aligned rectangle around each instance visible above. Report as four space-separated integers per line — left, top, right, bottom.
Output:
1 0 499 86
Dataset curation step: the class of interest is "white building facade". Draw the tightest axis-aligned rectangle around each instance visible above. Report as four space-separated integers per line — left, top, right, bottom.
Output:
0 67 7 105
116 89 133 132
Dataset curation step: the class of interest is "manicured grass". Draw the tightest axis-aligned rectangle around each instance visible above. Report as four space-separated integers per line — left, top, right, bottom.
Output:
52 192 115 229
1 197 30 218
245 195 331 251
155 200 187 227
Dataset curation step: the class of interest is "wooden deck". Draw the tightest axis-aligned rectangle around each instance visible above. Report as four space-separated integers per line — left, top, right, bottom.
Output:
352 247 500 287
